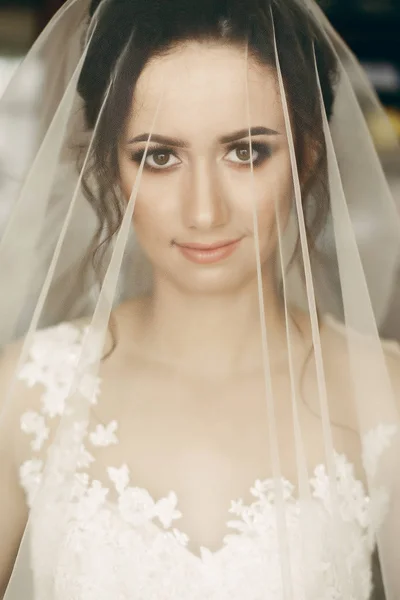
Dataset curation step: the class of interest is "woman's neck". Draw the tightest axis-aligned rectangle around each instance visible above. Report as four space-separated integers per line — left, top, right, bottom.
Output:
131 272 289 377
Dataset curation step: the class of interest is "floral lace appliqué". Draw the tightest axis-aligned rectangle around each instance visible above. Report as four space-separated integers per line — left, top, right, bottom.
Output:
362 423 398 480
17 323 397 600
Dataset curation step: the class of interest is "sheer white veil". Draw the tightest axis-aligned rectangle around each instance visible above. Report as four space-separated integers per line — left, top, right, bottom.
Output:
0 0 399 598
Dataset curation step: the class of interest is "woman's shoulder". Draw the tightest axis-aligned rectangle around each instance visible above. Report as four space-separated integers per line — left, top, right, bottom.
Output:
0 321 87 431
322 313 400 363
0 299 148 408
0 319 96 478
1 320 85 384
321 313 400 409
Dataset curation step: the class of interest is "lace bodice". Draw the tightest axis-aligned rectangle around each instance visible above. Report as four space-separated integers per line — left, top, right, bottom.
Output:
17 324 397 600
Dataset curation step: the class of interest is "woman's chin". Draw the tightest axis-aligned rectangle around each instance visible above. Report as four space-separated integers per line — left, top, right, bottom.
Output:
163 264 256 296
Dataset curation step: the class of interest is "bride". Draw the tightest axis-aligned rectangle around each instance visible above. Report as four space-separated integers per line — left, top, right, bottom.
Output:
0 0 399 598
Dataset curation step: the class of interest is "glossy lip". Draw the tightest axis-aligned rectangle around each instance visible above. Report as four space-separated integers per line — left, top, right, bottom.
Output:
174 238 242 265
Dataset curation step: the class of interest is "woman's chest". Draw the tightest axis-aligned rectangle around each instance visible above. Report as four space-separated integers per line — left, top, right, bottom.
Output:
93 360 363 484
20 346 378 600
77 365 364 552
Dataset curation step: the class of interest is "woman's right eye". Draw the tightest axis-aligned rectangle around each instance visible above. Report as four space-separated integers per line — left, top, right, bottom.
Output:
131 148 181 171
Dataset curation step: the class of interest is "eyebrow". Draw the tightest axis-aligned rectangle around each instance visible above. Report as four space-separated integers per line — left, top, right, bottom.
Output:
219 126 280 144
127 126 280 148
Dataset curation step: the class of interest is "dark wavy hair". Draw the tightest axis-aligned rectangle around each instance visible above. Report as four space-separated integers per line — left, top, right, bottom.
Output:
76 0 338 280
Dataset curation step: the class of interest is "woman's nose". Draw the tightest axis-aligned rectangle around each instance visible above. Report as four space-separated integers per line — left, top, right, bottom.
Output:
183 161 229 231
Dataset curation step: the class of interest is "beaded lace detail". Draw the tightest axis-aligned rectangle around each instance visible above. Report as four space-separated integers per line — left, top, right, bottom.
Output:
18 324 397 600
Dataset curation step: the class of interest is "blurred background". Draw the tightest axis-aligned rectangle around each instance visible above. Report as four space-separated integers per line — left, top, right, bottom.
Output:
1 0 399 116
0 0 399 337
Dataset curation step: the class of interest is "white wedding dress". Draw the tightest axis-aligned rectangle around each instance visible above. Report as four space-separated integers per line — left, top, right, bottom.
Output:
17 322 398 600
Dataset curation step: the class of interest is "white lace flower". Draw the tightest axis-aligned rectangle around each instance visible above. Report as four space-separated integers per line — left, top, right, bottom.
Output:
335 453 354 480
108 464 130 494
155 492 182 528
18 324 82 389
172 528 189 547
42 386 68 418
227 500 262 535
250 479 272 499
46 323 81 345
18 362 45 387
332 455 369 526
74 480 109 522
229 499 244 516
20 410 49 451
87 479 109 503
89 421 118 447
250 478 294 503
118 487 155 527
79 372 101 405
310 464 332 509
29 326 81 370
200 546 217 563
362 424 398 480
20 457 43 480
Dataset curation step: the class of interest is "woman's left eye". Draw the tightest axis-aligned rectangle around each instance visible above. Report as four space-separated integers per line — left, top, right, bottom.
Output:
225 142 271 166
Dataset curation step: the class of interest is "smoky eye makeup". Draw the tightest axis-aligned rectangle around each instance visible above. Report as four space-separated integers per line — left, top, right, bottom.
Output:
127 138 275 172
224 140 274 167
129 145 181 171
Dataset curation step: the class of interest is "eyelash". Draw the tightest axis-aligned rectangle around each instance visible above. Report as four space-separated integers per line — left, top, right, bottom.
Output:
129 141 273 172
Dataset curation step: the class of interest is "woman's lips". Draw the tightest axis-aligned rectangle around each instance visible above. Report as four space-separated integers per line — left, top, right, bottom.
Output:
174 239 242 265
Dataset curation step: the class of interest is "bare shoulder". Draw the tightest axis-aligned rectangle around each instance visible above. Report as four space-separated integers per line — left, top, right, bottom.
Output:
321 314 400 414
322 313 400 368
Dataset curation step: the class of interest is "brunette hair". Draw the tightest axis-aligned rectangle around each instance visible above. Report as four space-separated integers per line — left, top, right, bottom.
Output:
77 0 338 280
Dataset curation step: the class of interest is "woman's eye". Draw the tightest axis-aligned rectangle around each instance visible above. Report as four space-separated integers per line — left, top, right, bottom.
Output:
225 143 271 166
146 150 180 170
130 148 181 171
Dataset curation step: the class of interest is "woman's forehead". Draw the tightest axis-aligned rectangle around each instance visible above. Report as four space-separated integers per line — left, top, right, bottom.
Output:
128 42 284 141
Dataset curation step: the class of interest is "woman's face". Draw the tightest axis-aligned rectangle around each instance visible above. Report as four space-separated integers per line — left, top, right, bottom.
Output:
118 42 293 294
